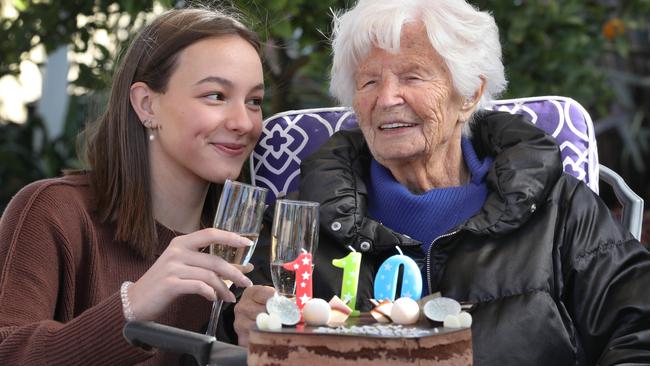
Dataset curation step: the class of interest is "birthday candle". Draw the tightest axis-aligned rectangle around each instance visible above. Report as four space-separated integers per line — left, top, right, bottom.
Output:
283 251 313 310
332 246 362 316
373 246 422 301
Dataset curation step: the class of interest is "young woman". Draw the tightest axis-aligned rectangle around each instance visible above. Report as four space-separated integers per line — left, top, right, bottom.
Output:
0 8 264 365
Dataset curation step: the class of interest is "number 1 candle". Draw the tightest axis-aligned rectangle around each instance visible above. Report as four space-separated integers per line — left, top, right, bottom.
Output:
283 250 313 310
373 246 422 301
332 246 361 316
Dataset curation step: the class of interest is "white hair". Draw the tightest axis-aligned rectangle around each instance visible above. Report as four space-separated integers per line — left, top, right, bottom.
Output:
329 0 507 108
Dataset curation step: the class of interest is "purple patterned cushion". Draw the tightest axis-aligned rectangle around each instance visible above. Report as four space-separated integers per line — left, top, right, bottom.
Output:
251 108 358 202
487 96 598 192
251 97 598 203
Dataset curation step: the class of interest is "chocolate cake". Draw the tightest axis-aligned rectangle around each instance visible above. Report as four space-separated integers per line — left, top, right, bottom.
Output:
247 313 472 365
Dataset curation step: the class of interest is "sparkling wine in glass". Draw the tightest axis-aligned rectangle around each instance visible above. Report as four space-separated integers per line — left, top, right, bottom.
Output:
270 199 319 298
205 180 267 337
270 260 296 298
210 232 260 286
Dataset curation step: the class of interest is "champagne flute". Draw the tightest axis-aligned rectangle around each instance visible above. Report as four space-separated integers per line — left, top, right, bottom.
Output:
205 179 268 337
270 200 319 298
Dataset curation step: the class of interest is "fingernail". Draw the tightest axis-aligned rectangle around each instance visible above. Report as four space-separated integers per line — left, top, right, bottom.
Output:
242 277 253 288
242 238 255 247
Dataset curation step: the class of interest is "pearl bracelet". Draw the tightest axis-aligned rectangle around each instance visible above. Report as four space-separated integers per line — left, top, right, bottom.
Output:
120 281 136 321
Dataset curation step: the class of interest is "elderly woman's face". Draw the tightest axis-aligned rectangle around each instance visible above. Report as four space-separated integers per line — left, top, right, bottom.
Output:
353 23 465 167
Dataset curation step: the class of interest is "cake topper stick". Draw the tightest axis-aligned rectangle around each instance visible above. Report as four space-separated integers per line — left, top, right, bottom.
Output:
373 246 422 301
332 245 362 316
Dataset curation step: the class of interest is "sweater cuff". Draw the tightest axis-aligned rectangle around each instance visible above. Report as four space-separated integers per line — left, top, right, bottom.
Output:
37 292 155 365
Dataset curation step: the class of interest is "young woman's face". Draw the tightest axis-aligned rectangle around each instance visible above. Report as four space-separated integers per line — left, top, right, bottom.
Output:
149 35 264 185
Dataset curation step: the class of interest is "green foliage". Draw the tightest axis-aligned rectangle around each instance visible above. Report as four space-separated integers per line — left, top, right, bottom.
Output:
0 1 157 213
0 99 83 209
231 0 348 113
472 0 613 117
0 0 156 91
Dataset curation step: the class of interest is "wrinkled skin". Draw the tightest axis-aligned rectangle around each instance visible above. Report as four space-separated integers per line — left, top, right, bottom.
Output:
234 285 276 346
353 22 483 192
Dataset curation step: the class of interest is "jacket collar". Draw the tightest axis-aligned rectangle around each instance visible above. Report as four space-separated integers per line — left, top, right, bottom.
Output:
462 111 562 236
300 110 562 250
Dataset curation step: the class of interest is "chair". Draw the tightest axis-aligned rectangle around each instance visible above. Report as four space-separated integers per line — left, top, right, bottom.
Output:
250 96 644 241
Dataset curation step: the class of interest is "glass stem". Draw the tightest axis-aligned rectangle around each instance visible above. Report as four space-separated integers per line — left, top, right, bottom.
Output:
205 298 224 337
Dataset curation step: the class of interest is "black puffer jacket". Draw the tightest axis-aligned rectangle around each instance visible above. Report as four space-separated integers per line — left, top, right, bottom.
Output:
296 111 650 365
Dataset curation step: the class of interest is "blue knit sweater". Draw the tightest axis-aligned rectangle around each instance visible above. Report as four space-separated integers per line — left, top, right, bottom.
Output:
368 138 493 255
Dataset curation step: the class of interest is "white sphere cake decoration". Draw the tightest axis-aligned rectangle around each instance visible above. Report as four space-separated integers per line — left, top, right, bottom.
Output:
423 297 462 322
458 311 473 328
256 312 270 330
303 298 331 326
443 314 461 328
266 312 283 331
391 297 420 325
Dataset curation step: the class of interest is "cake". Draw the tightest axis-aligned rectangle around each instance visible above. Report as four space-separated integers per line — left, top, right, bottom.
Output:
247 313 472 365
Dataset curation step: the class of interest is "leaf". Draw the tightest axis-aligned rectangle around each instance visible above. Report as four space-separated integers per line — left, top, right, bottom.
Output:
12 0 27 11
272 18 294 40
614 37 630 58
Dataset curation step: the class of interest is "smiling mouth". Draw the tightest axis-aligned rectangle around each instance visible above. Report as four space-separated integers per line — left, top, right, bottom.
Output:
212 143 247 156
379 122 416 130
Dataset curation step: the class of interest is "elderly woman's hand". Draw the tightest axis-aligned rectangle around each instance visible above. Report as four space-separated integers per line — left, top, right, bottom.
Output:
234 285 276 346
128 228 254 321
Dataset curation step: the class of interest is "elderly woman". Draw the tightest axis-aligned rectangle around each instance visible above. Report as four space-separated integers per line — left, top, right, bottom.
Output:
234 0 650 363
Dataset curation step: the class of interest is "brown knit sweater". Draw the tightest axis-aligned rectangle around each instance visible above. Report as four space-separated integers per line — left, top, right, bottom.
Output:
0 174 211 365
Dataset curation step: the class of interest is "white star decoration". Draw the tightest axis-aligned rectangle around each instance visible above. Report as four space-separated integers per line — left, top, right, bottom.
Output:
402 291 412 298
404 279 409 285
384 263 392 271
293 263 300 270
300 282 306 288
342 293 353 303
299 293 311 305
301 271 311 280
386 284 391 290
346 280 351 285
349 271 356 276
301 257 311 265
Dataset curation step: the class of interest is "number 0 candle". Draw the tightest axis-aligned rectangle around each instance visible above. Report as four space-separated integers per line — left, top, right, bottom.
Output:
332 246 361 316
283 251 313 310
373 246 422 301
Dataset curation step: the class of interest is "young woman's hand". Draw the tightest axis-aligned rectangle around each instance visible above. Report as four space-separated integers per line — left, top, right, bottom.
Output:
128 228 254 321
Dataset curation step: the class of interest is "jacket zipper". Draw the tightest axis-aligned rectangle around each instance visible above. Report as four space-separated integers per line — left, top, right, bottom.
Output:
426 230 460 295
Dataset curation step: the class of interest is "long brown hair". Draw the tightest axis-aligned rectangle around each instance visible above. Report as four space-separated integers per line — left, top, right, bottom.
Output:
81 8 261 258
